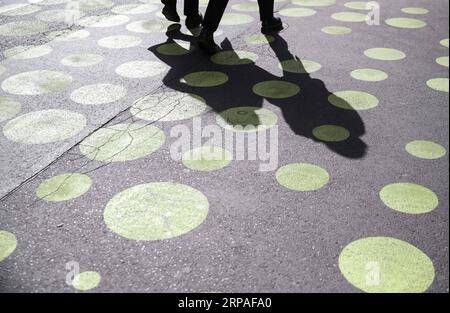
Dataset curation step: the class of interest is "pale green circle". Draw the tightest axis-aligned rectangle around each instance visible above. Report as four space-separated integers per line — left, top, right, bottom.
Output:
211 50 258 65
328 90 379 110
436 56 449 67
156 42 194 55
339 237 435 293
216 106 278 132
182 146 233 171
426 78 449 93
440 39 449 48
61 53 104 67
98 35 142 49
380 183 438 214
364 48 406 61
350 68 388 82
1 70 72 95
47 29 90 41
80 123 165 162
3 109 86 144
30 0 70 5
36 173 92 202
280 7 316 17
279 59 322 74
312 125 350 142
385 18 426 29
0 96 21 122
104 182 209 241
405 140 447 160
221 13 254 25
115 61 167 78
245 34 275 45
79 14 130 28
111 3 158 14
331 12 367 22
0 230 17 262
3 45 52 60
70 84 127 105
292 0 336 6
0 4 41 16
232 2 258 12
401 7 429 15
0 20 49 37
182 71 229 87
321 25 352 35
343 1 370 10
276 163 330 191
253 80 300 99
36 9 85 23
131 91 207 122
126 19 173 33
72 271 101 291
78 0 113 11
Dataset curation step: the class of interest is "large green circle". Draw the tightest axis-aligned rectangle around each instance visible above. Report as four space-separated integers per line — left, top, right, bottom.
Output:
364 48 406 61
312 125 350 142
328 90 379 110
4 45 52 60
331 12 367 22
72 271 101 291
350 68 388 82
0 20 48 37
426 78 449 93
321 25 352 35
216 106 278 132
36 173 92 202
405 140 447 160
401 7 429 15
380 183 438 214
211 50 258 65
70 84 127 105
276 163 330 191
79 123 165 162
156 42 194 55
182 146 232 171
104 182 209 241
279 8 316 17
0 96 21 122
339 237 435 293
0 230 17 262
385 18 426 29
279 59 322 74
436 56 449 67
253 81 300 99
1 70 72 95
292 0 336 6
182 71 229 87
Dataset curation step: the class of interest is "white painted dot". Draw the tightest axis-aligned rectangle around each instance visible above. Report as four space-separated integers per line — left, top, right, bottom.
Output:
70 84 127 105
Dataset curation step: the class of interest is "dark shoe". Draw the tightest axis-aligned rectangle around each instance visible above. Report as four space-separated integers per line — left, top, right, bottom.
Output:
162 4 180 23
186 13 203 29
261 17 283 35
197 29 221 54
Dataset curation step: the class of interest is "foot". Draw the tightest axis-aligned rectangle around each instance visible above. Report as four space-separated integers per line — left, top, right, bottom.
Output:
186 13 203 29
162 4 180 23
261 17 283 35
197 28 221 54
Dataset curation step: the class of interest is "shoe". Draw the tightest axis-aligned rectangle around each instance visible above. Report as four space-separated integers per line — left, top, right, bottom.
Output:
162 4 180 23
197 28 221 54
261 17 283 35
186 13 203 29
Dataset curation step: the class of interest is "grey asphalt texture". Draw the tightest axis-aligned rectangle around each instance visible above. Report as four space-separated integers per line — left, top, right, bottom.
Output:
0 0 448 292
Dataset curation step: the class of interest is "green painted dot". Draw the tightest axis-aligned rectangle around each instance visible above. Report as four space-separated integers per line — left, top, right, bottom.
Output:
0 65 5 76
3 109 86 144
426 78 449 93
0 3 41 16
131 91 207 122
232 2 258 12
78 0 113 11
36 173 92 202
98 35 142 49
385 18 426 29
321 25 352 35
47 29 90 41
70 84 127 105
3 45 52 60
350 68 388 82
245 34 275 45
211 50 258 65
61 53 104 67
72 271 101 291
344 1 370 10
436 56 449 67
401 7 429 15
331 12 367 22
440 39 449 48
253 81 300 99
104 182 209 241
115 61 167 78
364 48 406 61
80 123 165 162
126 19 174 33
280 8 316 17
182 146 232 171
36 9 85 23
220 13 254 25
380 183 438 214
216 107 278 132
0 20 49 37
1 70 72 95
339 237 435 293
328 90 378 110
405 140 447 160
292 0 336 6
182 71 229 87
312 125 350 142
0 230 17 262
0 97 21 122
79 14 130 28
111 3 157 14
276 163 329 191
156 42 194 55
279 59 322 74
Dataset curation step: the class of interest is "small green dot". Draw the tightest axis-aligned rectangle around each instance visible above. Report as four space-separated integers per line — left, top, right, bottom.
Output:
385 18 426 29
328 90 379 110
245 34 274 45
350 68 388 82
276 163 330 191
36 173 92 202
211 50 258 65
436 56 449 67
405 140 447 160
72 271 101 291
331 12 367 22
401 7 429 15
0 230 17 262
253 81 300 99
380 183 438 214
279 59 322 74
182 146 232 171
321 25 352 35
182 71 229 87
364 48 406 61
156 42 194 55
426 78 449 93
312 125 350 142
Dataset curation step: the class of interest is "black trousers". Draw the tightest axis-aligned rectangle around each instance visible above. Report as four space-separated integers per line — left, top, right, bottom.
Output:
161 0 199 16
203 0 274 32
